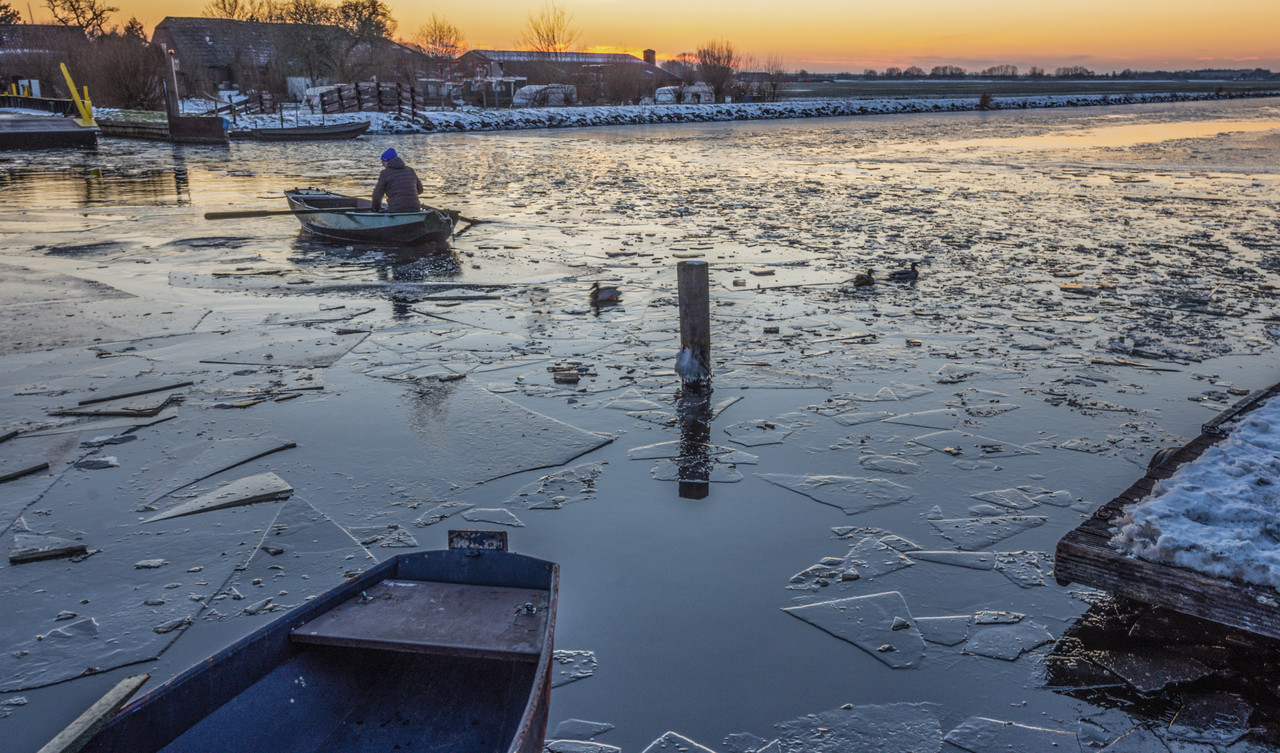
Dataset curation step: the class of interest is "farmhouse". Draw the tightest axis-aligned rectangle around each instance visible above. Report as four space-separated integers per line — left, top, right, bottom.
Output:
456 49 680 101
151 17 428 95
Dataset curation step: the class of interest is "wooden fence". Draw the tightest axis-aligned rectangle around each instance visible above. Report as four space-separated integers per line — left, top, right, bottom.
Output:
318 82 425 118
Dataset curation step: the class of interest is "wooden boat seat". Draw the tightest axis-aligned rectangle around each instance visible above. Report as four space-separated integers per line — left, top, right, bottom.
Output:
290 579 550 662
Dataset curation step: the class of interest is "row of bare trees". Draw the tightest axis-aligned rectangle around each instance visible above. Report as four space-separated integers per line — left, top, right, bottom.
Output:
660 40 787 103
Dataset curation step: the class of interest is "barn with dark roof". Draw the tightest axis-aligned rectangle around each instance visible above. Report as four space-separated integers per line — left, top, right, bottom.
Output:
457 49 680 96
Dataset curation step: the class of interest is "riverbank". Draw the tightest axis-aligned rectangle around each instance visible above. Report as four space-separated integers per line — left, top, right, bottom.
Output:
98 88 1280 136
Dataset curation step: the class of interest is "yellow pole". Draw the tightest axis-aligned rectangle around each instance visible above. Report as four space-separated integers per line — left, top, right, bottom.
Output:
59 63 96 128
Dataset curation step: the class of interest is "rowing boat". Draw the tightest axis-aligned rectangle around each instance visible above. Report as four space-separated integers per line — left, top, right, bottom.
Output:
286 188 454 245
77 531 557 753
230 121 372 141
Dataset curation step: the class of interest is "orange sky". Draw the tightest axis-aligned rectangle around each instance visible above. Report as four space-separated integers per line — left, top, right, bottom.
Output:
42 0 1280 73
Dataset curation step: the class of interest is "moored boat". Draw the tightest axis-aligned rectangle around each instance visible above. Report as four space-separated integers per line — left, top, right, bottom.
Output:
76 531 558 753
234 120 371 141
286 188 454 244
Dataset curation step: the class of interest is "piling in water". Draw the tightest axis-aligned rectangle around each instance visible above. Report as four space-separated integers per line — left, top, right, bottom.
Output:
676 261 711 389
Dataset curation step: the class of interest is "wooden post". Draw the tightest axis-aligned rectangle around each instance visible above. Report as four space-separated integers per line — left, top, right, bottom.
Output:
676 261 711 389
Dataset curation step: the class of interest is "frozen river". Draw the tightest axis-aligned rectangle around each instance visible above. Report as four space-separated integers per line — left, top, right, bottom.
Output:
3 98 1280 752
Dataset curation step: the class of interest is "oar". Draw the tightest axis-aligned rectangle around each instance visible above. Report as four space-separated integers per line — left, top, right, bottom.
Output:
205 208 485 224
204 208 364 220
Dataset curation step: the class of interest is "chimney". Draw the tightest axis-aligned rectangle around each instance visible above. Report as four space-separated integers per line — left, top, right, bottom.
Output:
643 49 656 66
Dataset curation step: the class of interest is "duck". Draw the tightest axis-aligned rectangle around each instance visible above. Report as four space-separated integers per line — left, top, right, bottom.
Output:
852 269 875 287
889 261 919 282
590 281 621 306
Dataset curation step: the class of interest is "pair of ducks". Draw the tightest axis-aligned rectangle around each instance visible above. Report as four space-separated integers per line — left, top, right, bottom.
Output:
853 262 919 287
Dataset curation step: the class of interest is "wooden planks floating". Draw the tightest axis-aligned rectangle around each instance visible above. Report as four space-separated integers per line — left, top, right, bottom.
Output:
1055 383 1280 640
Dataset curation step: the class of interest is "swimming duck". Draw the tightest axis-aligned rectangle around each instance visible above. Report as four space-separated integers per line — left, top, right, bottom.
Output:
852 269 874 287
889 262 919 282
590 282 621 305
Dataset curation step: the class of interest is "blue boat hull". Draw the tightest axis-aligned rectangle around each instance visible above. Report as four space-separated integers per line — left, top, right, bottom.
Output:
80 549 557 753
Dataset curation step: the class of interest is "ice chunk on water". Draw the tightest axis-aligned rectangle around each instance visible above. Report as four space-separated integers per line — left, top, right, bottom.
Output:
915 616 970 646
552 650 597 687
145 472 293 523
929 516 1047 550
964 621 1054 661
911 430 1038 458
944 717 1078 753
1166 692 1253 745
551 719 615 740
412 501 473 527
723 419 795 446
783 592 925 669
546 742 621 753
1087 647 1213 694
970 488 1040 511
994 551 1052 587
771 702 942 753
641 732 716 753
461 508 525 527
910 551 996 570
758 474 914 515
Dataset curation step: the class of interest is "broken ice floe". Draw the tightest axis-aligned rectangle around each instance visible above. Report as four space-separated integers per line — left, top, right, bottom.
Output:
963 621 1054 661
145 472 293 522
915 616 971 646
993 551 1052 588
346 524 418 548
143 436 297 504
640 732 716 753
929 516 1048 550
783 591 925 668
461 508 525 527
412 501 474 527
552 650 597 687
758 474 914 515
545 742 621 753
910 551 996 570
722 418 795 446
504 462 603 510
551 719 615 740
944 717 1077 752
769 702 942 753
910 430 1038 458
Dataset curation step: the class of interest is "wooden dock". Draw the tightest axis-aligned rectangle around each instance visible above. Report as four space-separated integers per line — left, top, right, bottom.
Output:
0 111 97 149
1055 383 1280 640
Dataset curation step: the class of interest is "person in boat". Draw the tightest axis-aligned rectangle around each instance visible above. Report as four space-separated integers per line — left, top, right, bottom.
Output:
372 148 423 212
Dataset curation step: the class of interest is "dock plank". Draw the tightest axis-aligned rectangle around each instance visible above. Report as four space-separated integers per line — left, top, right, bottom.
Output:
1055 383 1280 641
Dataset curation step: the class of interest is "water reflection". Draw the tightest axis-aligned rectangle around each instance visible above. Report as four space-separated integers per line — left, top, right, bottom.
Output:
676 385 713 499
1047 597 1280 748
288 234 461 283
0 160 192 207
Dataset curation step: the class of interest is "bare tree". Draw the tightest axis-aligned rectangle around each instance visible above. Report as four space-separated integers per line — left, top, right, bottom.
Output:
515 2 579 84
413 13 465 63
330 0 395 81
0 1 23 22
601 60 646 104
202 0 250 19
84 29 166 107
46 0 118 36
696 38 739 103
903 65 925 77
756 53 786 102
280 0 332 25
516 1 580 54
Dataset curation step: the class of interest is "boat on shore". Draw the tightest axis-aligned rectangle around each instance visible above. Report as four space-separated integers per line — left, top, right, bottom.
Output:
286 188 454 244
231 120 371 141
76 531 558 753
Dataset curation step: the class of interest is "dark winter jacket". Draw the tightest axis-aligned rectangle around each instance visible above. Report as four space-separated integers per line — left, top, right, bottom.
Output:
372 157 423 212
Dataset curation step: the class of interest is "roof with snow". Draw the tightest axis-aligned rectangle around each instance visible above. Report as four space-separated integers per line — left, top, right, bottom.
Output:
152 17 346 70
0 24 86 54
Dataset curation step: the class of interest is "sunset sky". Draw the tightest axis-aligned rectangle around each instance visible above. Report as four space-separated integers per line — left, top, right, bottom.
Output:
33 0 1280 73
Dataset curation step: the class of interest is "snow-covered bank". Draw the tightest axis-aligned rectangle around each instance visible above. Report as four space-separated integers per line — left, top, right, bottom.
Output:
123 89 1280 136
1112 394 1280 591
410 90 1280 133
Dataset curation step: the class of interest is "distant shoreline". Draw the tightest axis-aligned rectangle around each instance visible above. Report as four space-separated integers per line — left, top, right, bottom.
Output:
97 89 1280 138
410 90 1280 134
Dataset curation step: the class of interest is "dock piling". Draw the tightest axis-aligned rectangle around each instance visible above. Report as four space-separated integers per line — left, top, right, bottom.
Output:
676 261 711 389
